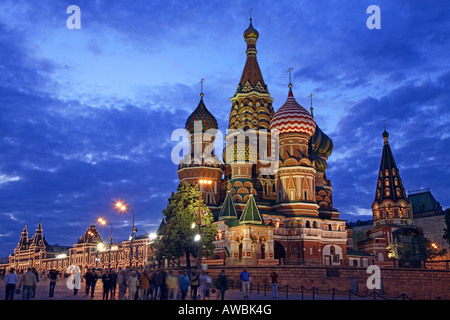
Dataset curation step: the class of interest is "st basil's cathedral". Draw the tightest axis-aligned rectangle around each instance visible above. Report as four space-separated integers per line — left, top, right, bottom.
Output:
177 18 348 265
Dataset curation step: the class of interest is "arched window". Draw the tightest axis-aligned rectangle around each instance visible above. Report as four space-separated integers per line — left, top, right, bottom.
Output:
312 221 317 228
306 221 311 228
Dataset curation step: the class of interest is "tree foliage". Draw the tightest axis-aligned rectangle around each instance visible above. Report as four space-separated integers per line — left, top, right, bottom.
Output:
151 182 217 267
443 209 450 245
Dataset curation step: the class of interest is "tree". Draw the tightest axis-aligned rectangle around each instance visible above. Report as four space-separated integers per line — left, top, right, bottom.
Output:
151 182 217 269
443 209 450 246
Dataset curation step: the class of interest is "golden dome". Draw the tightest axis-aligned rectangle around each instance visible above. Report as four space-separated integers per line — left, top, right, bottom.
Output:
243 18 259 40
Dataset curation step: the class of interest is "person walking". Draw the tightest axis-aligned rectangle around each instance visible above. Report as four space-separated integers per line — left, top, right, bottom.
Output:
17 268 37 300
84 269 94 297
149 269 157 300
90 269 99 298
190 270 199 300
270 271 278 298
109 269 118 300
215 269 228 300
204 271 212 300
117 269 128 300
240 267 250 298
4 268 19 300
166 270 178 300
156 267 168 300
198 269 206 300
139 270 150 300
101 270 112 300
178 270 191 300
48 269 58 297
71 267 81 296
127 271 139 300
31 268 39 298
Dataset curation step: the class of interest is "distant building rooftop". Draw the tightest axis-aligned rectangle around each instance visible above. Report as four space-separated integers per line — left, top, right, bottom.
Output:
407 189 444 218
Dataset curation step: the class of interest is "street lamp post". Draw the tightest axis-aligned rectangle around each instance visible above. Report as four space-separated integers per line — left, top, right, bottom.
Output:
196 179 212 269
115 201 136 268
98 218 113 269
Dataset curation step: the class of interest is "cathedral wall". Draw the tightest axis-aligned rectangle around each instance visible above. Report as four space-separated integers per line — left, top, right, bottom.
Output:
206 265 450 299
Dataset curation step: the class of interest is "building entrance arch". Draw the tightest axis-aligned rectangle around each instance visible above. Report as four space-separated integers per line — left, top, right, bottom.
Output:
274 242 285 264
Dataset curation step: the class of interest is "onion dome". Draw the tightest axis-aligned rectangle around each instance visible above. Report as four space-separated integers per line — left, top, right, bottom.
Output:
185 95 218 134
270 86 316 137
310 151 328 172
309 126 333 158
243 18 259 40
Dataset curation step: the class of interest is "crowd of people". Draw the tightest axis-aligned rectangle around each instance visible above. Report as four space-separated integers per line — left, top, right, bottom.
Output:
3 266 280 300
101 266 229 300
82 266 232 300
2 266 233 300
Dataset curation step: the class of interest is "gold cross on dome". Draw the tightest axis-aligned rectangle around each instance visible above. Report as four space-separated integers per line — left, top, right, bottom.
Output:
200 78 205 97
287 67 293 85
308 93 315 117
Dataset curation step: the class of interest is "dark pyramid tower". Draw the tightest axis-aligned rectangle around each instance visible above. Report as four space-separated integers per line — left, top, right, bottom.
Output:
31 221 46 249
372 129 413 227
17 225 29 249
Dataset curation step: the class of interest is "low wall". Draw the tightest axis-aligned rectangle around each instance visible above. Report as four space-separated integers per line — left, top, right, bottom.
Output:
205 265 450 300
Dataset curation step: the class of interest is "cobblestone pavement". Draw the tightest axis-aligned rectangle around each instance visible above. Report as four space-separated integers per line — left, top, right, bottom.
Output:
0 278 367 301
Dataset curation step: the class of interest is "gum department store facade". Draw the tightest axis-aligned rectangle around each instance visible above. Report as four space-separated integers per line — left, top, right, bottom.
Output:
1 19 429 274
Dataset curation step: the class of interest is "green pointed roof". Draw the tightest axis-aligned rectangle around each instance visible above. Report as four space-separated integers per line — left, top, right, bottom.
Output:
156 216 166 237
218 191 238 221
239 194 263 224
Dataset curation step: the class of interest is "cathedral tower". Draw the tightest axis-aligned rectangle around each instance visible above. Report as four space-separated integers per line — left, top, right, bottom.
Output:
358 129 423 264
372 129 413 227
270 82 318 216
178 90 223 206
225 18 276 208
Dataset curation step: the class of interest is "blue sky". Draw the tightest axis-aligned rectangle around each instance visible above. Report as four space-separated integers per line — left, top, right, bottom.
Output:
0 0 449 257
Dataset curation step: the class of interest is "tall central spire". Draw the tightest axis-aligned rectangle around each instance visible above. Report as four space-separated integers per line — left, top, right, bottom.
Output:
229 16 274 131
235 17 268 96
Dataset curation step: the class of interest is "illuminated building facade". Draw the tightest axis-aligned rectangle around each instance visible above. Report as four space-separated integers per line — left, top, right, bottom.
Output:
1 223 154 274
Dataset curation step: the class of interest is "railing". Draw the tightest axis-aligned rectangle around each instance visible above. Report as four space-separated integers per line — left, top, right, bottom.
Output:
227 280 445 300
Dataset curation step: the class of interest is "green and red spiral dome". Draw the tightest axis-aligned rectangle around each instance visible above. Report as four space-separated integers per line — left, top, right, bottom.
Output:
185 97 218 133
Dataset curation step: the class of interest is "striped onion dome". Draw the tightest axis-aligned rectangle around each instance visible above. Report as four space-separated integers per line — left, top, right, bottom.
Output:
309 151 328 172
185 95 218 134
270 86 316 137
